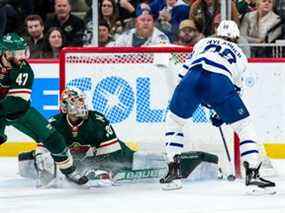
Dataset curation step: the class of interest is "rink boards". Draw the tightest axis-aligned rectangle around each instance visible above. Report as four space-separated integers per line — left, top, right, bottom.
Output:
0 58 285 157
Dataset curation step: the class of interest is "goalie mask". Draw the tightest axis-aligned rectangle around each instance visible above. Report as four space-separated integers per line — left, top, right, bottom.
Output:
60 87 88 119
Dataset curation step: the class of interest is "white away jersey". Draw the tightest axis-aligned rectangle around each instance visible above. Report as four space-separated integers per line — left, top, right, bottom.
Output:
180 37 248 88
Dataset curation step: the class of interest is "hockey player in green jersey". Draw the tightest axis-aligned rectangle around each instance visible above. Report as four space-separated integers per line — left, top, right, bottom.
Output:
47 87 135 175
0 33 88 185
18 87 220 187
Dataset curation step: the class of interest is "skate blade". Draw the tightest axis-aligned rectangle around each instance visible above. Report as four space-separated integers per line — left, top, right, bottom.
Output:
161 179 182 191
246 185 276 195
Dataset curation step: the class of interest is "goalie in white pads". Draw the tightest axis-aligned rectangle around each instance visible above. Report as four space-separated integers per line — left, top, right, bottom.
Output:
160 20 276 194
18 87 220 187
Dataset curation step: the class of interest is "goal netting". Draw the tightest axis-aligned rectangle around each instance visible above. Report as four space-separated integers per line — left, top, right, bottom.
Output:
60 47 241 177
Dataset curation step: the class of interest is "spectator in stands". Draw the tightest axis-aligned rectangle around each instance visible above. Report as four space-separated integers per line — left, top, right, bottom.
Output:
275 0 285 39
236 0 257 17
136 0 189 41
156 0 190 41
83 20 114 47
99 0 123 36
42 27 64 58
189 0 240 37
46 0 84 46
240 0 282 57
25 15 45 58
118 0 138 29
174 19 204 46
136 0 156 17
107 13 170 47
98 20 114 47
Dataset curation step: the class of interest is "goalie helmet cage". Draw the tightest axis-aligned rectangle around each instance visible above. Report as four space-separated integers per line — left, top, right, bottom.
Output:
59 47 241 178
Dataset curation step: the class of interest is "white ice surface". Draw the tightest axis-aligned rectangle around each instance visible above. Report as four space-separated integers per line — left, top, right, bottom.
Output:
1 157 285 213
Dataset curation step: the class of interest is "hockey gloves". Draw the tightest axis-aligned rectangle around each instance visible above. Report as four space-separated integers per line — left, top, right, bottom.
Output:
210 113 224 127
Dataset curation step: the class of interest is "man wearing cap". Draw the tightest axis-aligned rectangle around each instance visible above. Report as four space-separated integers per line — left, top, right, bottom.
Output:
175 19 204 46
107 13 170 47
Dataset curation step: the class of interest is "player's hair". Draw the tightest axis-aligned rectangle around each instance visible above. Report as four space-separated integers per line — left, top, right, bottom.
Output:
25 15 44 27
55 0 72 6
256 0 275 7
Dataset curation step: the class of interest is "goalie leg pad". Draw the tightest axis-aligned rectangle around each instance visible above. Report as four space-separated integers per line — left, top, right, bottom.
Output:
18 150 38 179
132 151 167 170
180 151 219 181
18 148 58 187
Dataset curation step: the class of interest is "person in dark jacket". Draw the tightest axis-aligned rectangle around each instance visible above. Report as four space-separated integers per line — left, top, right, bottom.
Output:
45 0 84 46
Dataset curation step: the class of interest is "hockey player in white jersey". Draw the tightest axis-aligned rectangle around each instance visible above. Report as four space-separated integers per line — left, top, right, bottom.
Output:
160 20 276 194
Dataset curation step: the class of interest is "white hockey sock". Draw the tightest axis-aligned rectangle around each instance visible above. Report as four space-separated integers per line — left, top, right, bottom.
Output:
230 117 261 168
164 112 186 162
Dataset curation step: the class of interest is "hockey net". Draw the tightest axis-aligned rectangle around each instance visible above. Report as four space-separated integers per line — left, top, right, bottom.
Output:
60 47 241 177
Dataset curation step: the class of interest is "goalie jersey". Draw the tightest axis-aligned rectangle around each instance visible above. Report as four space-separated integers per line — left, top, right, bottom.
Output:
48 111 122 156
180 37 248 89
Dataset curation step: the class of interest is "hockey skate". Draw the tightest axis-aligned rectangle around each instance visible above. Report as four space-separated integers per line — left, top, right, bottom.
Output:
244 161 276 195
160 155 182 190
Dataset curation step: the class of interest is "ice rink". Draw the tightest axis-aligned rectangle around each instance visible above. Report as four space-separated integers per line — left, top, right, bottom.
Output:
1 157 285 213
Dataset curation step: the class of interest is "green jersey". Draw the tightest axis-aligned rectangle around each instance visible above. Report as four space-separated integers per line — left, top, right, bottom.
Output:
0 58 68 161
0 59 34 101
48 111 135 173
0 54 79 178
49 111 121 156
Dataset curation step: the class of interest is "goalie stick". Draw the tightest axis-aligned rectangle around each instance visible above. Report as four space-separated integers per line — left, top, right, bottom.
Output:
113 168 166 182
218 126 236 181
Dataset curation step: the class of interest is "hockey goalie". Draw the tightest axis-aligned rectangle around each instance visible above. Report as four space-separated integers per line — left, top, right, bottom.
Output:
18 87 220 187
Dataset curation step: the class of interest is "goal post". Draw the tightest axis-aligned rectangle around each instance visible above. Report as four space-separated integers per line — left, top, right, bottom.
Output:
59 46 240 177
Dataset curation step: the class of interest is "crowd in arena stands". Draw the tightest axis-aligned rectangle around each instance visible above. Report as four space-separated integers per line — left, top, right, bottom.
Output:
0 0 284 58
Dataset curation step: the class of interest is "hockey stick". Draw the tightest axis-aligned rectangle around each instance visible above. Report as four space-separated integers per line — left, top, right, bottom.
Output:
218 126 236 181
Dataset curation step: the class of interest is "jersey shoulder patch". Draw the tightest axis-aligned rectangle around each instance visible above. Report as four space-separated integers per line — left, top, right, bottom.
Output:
18 60 30 69
91 111 108 124
48 113 62 124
